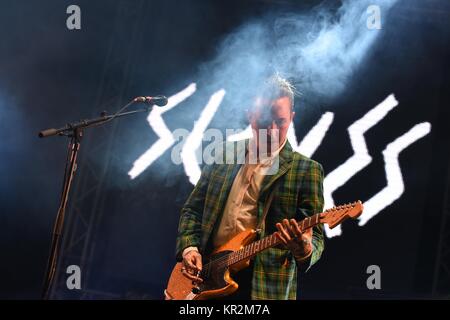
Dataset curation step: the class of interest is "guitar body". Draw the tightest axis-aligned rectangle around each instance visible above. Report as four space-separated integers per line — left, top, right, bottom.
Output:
164 229 257 300
164 201 363 300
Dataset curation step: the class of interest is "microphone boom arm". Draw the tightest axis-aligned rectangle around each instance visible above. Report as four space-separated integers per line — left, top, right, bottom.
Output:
39 95 160 299
39 103 153 138
38 98 159 138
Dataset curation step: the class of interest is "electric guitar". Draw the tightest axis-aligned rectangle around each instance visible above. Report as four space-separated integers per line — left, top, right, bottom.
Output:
164 200 363 300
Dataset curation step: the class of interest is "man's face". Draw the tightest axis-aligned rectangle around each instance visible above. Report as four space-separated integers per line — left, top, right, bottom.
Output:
248 95 294 147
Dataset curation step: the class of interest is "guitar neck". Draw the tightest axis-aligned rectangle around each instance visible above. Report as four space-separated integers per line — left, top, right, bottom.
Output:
227 213 322 266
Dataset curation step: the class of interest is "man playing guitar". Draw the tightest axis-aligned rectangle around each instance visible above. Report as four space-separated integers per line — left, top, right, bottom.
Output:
175 75 325 300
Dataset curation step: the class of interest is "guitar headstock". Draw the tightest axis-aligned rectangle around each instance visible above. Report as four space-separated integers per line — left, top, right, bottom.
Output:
320 201 363 229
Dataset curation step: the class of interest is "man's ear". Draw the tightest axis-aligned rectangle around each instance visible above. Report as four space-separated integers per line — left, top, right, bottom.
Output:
291 111 296 121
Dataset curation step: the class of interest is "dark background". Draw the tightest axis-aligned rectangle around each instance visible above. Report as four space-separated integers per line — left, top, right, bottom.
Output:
1 0 449 299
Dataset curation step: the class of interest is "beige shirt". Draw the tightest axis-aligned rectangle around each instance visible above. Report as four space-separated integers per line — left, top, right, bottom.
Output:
183 138 287 257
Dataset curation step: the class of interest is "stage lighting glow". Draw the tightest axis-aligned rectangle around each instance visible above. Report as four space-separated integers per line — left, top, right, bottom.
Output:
181 89 226 185
323 94 399 237
128 83 197 179
227 125 252 142
358 122 431 226
130 90 431 239
293 112 334 157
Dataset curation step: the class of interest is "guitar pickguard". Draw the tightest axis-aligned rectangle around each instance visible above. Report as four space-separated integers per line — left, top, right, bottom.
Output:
197 251 236 295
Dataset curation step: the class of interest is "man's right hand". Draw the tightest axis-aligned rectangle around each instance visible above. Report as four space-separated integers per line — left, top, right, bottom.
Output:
181 250 203 283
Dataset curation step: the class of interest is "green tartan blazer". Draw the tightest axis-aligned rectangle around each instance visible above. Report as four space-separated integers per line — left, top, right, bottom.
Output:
175 139 325 300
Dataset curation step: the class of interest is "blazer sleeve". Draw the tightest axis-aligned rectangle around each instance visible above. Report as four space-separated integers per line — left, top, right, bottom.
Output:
175 164 213 261
297 160 325 272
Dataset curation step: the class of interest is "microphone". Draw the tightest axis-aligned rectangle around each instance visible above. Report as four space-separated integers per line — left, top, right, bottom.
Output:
134 95 168 106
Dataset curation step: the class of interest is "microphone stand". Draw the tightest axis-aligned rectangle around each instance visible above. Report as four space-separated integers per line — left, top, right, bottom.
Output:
40 99 153 299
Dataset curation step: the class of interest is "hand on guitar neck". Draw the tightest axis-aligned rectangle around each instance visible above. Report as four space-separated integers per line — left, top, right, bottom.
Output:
275 219 313 263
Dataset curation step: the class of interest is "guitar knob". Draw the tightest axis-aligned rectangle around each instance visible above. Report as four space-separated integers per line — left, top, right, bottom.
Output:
192 287 200 294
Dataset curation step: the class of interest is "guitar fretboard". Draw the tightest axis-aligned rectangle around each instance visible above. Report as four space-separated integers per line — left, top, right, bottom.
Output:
226 213 321 266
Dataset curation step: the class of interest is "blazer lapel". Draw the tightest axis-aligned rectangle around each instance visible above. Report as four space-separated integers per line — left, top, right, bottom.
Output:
258 141 294 222
202 140 247 247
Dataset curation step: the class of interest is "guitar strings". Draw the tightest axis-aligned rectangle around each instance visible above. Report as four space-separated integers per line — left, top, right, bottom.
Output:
197 212 331 278
196 208 353 279
200 236 280 278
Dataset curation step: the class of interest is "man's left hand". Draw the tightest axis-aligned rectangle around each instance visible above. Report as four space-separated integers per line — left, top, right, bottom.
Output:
276 219 313 261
